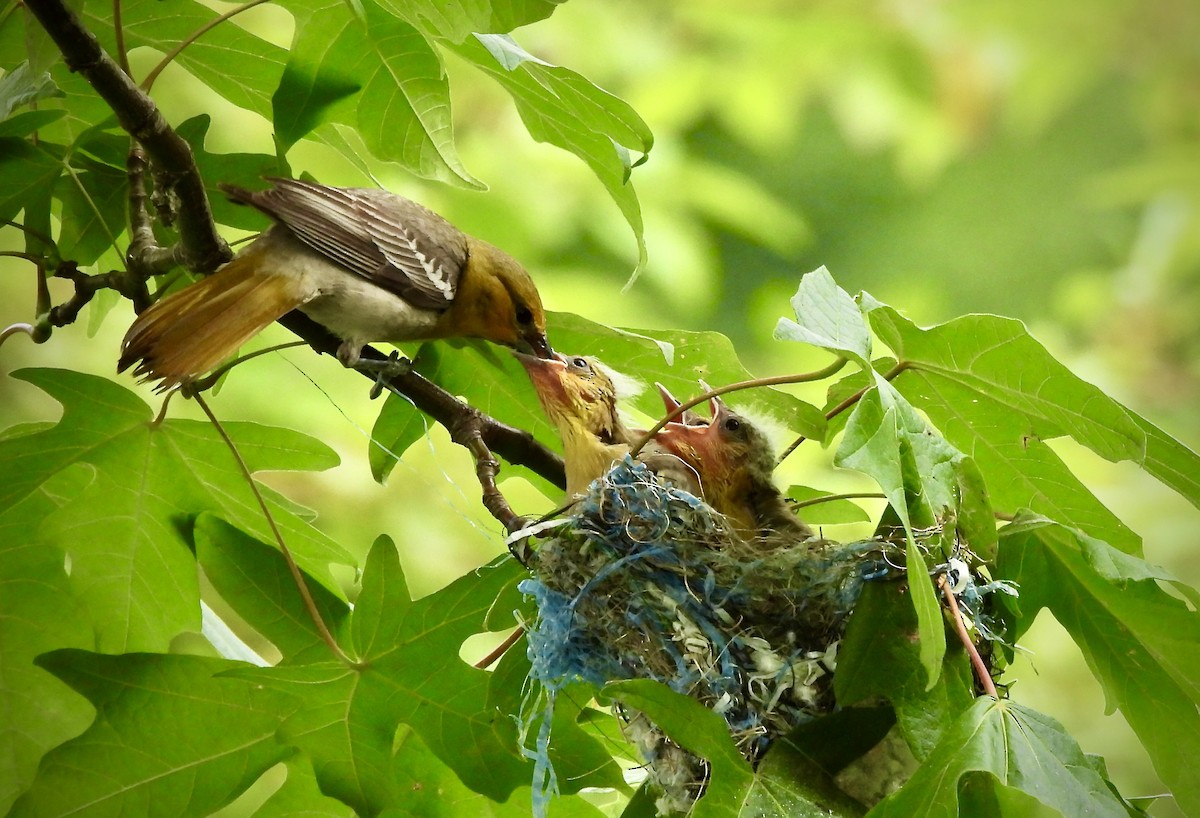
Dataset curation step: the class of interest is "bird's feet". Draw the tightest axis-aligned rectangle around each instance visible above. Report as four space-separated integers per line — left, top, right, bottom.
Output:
354 350 413 399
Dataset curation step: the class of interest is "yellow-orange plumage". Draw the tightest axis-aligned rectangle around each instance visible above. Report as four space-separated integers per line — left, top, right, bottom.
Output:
518 353 700 499
119 177 551 390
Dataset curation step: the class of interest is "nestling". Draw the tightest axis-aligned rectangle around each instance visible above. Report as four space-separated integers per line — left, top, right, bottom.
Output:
519 353 701 499
653 384 814 543
119 177 552 391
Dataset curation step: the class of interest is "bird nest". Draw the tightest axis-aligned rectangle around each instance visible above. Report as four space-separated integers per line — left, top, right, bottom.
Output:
516 457 912 815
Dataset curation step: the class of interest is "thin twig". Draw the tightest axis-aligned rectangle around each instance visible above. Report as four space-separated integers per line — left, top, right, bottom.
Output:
127 144 179 284
189 341 310 392
0 251 44 263
140 0 273 92
46 265 115 328
939 574 998 699
474 628 523 669
191 391 360 668
2 220 57 249
112 0 131 75
790 491 886 510
778 361 911 464
278 312 566 489
0 323 39 347
627 357 848 458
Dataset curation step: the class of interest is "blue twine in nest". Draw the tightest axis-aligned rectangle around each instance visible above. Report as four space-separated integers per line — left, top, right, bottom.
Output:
518 457 900 815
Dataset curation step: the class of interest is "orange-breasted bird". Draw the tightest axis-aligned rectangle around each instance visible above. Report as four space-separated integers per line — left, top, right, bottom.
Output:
519 353 701 498
653 385 814 544
119 177 551 390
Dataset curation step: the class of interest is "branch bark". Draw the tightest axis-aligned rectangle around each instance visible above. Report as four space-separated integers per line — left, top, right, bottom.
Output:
279 313 566 491
23 0 230 275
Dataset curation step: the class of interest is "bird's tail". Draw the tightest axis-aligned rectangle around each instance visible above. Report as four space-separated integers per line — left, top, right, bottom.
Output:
118 255 309 391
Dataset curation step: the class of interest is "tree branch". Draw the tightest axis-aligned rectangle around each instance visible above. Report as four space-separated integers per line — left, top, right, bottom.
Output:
278 313 566 492
24 0 230 275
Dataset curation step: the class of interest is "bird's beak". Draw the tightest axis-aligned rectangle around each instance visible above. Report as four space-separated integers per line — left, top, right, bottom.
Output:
655 382 683 416
516 351 569 407
655 382 708 428
519 330 554 360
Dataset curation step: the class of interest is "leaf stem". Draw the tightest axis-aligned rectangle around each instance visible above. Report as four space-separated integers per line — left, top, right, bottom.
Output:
189 341 309 392
112 0 131 76
0 323 38 347
474 628 523 669
790 491 885 510
628 357 847 458
140 0 273 92
778 360 910 464
3 220 57 249
191 390 361 668
939 574 998 699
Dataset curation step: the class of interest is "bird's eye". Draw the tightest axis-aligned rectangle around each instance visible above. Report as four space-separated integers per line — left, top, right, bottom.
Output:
516 306 534 325
571 357 590 370
723 417 742 432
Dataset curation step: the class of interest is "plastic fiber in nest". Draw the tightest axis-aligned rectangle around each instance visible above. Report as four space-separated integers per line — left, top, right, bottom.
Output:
516 457 900 815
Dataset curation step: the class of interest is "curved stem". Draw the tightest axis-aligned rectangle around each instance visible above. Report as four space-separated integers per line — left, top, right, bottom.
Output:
140 0 272 92
192 391 361 668
791 491 885 510
474 628 523 669
0 323 38 347
189 341 309 392
628 357 847 458
3 220 57 249
112 0 131 75
0 251 45 263
939 574 998 698
778 361 910 464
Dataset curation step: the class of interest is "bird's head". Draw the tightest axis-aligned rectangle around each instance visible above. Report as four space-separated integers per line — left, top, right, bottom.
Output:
519 352 627 446
458 240 552 359
652 384 776 494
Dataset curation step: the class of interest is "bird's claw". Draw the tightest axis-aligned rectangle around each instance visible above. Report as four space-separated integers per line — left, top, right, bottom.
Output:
358 350 412 399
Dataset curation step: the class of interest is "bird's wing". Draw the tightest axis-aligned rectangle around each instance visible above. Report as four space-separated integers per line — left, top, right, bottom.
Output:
222 177 468 311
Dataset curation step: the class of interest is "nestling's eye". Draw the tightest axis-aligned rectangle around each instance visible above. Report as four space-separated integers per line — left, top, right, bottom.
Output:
571 357 589 370
516 306 534 325
723 417 742 432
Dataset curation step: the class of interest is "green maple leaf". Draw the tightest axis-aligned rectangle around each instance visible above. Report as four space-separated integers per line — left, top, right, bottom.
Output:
998 515 1200 816
0 369 351 653
607 680 865 817
10 652 296 817
869 698 1131 818
227 537 530 815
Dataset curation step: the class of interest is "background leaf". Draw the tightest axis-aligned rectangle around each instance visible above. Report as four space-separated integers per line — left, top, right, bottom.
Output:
12 652 295 818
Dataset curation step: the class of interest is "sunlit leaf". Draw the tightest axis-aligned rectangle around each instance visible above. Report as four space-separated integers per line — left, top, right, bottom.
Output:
228 538 530 814
998 515 1200 816
775 267 872 367
869 698 1130 818
11 652 295 818
0 467 94 815
452 34 651 269
606 680 864 817
0 369 350 652
835 581 974 760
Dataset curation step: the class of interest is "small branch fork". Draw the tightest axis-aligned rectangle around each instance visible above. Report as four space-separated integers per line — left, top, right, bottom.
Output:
23 0 230 274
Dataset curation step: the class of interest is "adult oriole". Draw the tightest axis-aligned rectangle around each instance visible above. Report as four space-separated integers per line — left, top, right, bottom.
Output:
653 385 814 543
119 177 552 390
